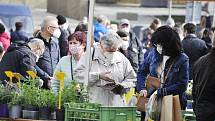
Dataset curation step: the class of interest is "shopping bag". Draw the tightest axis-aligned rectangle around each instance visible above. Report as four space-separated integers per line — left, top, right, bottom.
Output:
160 95 173 121
173 95 182 121
145 91 162 121
136 95 146 112
160 95 182 121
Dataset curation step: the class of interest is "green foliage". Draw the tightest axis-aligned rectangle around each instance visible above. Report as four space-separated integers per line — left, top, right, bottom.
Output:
37 89 56 108
57 81 89 108
8 91 23 107
21 77 56 108
21 83 40 107
0 84 13 104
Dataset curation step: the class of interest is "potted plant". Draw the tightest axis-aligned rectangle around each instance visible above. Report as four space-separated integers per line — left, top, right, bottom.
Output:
22 78 40 120
56 81 89 121
0 84 13 117
37 89 56 120
9 91 23 119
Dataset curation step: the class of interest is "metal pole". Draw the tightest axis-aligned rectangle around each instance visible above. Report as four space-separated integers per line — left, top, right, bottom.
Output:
213 2 215 26
168 0 172 18
85 0 95 86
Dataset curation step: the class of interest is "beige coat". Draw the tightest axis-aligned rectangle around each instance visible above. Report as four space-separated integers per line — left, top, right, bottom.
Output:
74 46 136 106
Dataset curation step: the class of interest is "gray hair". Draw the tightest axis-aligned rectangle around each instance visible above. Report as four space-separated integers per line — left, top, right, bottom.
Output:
100 32 122 50
28 38 45 52
40 16 58 31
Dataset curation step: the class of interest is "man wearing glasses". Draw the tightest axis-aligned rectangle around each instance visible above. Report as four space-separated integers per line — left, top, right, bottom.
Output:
35 16 61 89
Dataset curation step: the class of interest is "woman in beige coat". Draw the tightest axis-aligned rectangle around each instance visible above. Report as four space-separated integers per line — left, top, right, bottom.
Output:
74 32 136 106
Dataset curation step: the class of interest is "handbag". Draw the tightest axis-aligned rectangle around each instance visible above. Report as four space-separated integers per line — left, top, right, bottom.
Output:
136 95 148 112
145 91 162 121
98 83 126 95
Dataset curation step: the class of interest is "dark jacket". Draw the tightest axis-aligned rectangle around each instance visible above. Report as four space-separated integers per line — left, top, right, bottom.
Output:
10 30 29 43
35 33 60 89
202 37 212 50
127 32 144 73
192 48 215 121
0 41 37 82
59 27 69 57
182 34 207 80
137 48 189 109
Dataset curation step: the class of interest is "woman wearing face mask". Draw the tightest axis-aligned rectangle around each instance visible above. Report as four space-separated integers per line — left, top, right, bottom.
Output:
116 30 130 56
74 32 136 106
136 26 189 120
52 31 86 93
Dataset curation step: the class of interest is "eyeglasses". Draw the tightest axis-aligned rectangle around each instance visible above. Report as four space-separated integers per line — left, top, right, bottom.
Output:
49 26 59 29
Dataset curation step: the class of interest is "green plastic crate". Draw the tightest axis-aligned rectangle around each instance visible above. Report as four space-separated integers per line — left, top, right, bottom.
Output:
64 103 137 121
182 110 196 121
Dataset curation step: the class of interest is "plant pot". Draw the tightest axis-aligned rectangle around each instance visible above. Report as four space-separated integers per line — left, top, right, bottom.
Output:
9 105 22 119
56 108 65 121
39 107 51 120
50 110 56 120
22 110 39 120
22 106 39 119
23 105 38 111
0 103 9 117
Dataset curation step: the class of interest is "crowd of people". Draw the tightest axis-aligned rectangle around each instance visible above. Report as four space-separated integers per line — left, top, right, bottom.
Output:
0 13 214 121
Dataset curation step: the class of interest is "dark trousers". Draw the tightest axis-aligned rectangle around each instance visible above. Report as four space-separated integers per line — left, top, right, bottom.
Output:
141 112 146 121
194 103 215 121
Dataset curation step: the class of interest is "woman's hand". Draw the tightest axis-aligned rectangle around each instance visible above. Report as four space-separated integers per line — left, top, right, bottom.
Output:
99 71 115 83
139 89 147 97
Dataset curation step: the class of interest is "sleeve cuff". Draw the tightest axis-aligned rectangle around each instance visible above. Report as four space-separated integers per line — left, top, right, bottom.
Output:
157 88 167 97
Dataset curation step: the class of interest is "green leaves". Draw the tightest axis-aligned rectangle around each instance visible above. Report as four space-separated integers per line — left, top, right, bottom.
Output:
58 81 89 108
37 89 56 108
0 84 13 104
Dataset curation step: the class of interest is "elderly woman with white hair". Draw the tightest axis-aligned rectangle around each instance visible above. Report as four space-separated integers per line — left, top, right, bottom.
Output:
74 32 136 106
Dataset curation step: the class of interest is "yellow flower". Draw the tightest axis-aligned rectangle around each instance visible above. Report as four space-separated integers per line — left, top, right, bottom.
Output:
5 71 14 85
14 73 22 88
55 71 66 81
26 71 37 80
5 71 14 78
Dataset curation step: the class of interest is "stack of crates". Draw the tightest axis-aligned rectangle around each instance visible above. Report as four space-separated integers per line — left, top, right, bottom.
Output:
64 103 136 121
182 110 196 121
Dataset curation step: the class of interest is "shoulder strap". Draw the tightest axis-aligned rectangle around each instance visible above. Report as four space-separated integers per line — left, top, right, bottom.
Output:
70 56 74 80
92 47 95 60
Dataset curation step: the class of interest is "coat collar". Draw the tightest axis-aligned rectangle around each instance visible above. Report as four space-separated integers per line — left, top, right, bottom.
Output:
185 34 196 39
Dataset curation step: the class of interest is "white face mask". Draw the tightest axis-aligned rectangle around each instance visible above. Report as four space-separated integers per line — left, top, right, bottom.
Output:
62 23 68 30
121 41 129 50
121 27 130 33
53 29 61 38
156 44 163 54
69 45 82 55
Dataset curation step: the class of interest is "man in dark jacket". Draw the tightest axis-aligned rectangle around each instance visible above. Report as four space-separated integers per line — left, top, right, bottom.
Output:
56 15 69 57
0 38 45 82
192 41 215 121
10 22 28 43
118 19 144 73
182 23 207 80
35 16 61 89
